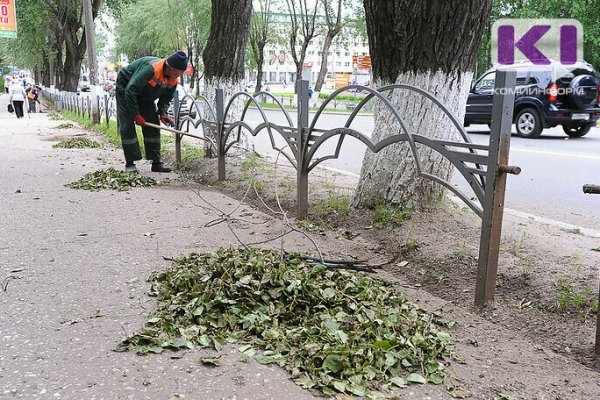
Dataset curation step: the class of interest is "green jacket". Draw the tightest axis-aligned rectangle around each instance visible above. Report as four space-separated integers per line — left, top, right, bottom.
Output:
116 56 178 117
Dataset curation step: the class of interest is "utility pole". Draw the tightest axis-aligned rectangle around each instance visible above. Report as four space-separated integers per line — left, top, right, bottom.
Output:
83 0 100 124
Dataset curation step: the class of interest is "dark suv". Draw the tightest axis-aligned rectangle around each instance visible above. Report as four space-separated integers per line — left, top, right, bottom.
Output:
464 62 600 138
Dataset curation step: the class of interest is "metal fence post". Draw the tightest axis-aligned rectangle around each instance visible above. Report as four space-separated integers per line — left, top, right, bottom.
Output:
216 89 226 180
475 69 517 307
296 80 310 220
581 184 600 354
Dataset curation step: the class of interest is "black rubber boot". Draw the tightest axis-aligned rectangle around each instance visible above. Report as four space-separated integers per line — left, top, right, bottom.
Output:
125 162 138 173
151 162 172 173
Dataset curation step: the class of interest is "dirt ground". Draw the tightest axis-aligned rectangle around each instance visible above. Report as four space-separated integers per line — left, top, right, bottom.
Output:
22 113 600 399
168 143 600 399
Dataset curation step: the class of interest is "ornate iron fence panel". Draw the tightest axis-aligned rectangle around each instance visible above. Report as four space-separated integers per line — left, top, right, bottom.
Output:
42 72 519 306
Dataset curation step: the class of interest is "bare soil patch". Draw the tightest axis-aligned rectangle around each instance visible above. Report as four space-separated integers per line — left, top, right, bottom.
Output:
166 149 600 398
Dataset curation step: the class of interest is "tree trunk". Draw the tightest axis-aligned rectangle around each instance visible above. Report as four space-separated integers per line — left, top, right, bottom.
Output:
314 33 334 92
254 53 264 93
203 0 251 82
61 21 86 92
294 63 303 93
56 0 101 92
202 0 252 157
353 0 492 209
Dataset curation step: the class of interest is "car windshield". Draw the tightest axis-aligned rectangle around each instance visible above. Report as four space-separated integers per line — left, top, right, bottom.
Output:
474 72 496 92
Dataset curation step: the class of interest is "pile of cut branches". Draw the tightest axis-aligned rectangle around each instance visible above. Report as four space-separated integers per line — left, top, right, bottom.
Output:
53 137 102 149
118 248 453 397
66 168 156 191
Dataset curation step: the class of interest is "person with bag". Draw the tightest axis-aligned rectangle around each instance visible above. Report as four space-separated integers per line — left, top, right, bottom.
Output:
8 80 27 118
115 50 188 173
26 85 39 113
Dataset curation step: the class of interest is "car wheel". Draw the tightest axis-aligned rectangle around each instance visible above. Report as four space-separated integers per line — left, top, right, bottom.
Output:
562 122 593 138
515 108 543 138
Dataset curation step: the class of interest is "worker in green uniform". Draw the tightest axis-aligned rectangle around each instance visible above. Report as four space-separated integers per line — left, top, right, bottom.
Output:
116 50 188 172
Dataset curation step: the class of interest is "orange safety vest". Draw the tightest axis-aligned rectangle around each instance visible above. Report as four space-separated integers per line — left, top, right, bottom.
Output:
147 59 179 89
27 89 36 100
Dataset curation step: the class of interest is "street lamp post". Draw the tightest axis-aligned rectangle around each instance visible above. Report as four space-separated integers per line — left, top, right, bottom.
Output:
83 0 100 124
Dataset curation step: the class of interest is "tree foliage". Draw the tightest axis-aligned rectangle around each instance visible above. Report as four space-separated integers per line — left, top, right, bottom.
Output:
115 0 185 59
114 0 210 92
0 0 134 90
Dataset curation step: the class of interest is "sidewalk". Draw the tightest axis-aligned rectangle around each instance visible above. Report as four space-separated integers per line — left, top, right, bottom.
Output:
1 93 600 399
0 94 327 399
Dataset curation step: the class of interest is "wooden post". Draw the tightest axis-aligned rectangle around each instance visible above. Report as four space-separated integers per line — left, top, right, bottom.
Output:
475 70 517 307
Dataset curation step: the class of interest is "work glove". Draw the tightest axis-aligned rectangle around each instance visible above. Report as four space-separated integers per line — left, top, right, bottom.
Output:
133 114 146 126
160 115 175 127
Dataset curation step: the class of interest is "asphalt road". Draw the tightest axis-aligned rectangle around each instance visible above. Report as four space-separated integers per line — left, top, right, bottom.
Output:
244 108 600 230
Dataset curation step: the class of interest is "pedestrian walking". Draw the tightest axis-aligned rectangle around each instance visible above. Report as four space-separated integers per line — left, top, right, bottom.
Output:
26 85 40 113
115 50 188 173
8 79 27 118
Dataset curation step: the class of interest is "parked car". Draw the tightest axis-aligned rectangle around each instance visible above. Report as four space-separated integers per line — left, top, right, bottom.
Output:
167 84 197 120
78 75 90 92
464 61 600 138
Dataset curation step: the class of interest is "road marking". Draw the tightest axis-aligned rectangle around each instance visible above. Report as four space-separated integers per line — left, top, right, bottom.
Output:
503 207 600 238
448 194 600 238
512 147 600 161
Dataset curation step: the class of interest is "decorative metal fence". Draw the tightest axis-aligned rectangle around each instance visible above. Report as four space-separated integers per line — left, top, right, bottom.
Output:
43 90 116 127
42 72 520 306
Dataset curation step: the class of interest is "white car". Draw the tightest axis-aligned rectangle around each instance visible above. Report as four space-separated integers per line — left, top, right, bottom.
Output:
167 84 197 120
78 75 90 92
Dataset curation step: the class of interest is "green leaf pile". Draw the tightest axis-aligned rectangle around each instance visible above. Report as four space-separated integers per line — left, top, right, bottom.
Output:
53 137 103 149
65 167 156 191
118 248 453 396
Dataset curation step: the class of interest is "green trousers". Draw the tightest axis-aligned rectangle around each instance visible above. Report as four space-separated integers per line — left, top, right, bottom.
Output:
116 92 162 163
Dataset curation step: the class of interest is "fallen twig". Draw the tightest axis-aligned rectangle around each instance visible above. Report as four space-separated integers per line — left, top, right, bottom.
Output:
2 276 20 292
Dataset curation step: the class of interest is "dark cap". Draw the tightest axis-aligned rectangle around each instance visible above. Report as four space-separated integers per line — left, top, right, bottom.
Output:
166 51 188 71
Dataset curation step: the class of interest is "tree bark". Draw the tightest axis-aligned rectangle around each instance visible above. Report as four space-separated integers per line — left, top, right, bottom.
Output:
203 0 252 82
53 0 101 92
353 0 492 209
254 55 264 93
202 0 252 156
314 34 334 92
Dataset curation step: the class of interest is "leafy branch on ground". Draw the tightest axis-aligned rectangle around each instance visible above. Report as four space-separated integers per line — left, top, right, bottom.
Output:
117 248 453 397
52 137 102 149
65 167 157 191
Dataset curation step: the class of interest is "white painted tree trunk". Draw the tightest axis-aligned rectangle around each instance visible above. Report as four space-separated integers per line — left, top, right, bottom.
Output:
203 78 248 157
352 70 474 209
